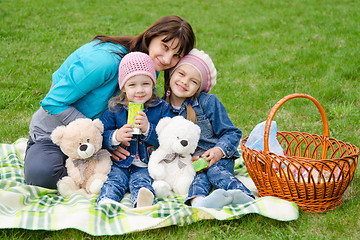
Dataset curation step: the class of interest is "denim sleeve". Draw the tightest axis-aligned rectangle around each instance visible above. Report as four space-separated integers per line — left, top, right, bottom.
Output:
100 109 120 150
141 122 159 147
141 101 171 147
204 94 242 158
41 50 119 115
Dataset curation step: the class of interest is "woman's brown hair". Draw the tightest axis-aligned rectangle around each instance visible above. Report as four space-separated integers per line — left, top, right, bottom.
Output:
93 15 195 60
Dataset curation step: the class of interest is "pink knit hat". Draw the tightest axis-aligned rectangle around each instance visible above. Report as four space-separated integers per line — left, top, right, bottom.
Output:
118 52 156 90
169 48 217 93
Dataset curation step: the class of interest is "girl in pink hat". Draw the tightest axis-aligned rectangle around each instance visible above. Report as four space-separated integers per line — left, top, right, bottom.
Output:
164 49 255 208
97 52 171 207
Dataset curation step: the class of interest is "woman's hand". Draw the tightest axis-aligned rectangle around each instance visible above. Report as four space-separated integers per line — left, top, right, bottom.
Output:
109 145 130 161
134 111 149 133
202 147 224 167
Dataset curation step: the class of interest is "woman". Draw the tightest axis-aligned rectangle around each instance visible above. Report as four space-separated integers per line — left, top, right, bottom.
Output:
24 15 195 189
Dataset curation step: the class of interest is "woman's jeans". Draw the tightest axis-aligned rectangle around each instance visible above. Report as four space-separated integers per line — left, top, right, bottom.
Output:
24 137 68 189
97 163 155 207
185 158 255 205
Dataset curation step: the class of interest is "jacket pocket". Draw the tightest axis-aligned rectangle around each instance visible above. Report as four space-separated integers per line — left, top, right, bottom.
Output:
196 116 213 138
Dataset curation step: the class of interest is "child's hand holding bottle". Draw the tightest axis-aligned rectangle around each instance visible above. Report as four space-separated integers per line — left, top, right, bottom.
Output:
115 124 133 146
202 147 224 167
133 111 149 134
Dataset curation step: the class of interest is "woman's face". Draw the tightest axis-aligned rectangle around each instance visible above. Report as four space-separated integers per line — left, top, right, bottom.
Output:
148 36 183 72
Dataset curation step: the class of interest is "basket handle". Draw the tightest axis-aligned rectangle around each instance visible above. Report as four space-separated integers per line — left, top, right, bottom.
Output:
263 93 329 158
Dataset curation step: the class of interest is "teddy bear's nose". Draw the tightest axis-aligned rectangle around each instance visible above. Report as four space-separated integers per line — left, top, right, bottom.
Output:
79 144 88 151
180 140 188 147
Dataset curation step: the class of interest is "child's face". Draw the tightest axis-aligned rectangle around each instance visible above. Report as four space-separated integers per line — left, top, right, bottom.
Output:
170 64 201 102
123 75 154 104
148 35 182 72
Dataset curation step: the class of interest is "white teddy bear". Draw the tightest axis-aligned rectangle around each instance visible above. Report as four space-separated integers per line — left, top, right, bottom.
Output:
51 118 112 197
148 116 201 198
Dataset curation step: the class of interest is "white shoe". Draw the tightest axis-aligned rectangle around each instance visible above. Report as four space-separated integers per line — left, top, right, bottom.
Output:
136 188 154 208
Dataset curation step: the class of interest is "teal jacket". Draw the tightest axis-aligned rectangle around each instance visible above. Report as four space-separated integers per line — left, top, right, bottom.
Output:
40 40 128 119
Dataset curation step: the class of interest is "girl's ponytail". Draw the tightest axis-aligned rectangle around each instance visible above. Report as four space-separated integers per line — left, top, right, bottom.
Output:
186 98 196 124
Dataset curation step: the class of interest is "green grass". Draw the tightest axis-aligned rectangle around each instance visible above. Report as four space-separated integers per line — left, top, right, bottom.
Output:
1 0 360 239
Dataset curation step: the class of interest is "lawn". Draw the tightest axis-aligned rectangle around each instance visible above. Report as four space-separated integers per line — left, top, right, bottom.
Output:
1 0 359 239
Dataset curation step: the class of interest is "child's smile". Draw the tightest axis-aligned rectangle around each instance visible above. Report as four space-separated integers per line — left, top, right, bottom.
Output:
169 64 202 104
134 95 146 101
175 82 188 92
123 75 154 104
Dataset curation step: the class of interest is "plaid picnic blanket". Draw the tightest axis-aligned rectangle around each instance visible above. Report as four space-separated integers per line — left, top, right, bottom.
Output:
0 138 298 236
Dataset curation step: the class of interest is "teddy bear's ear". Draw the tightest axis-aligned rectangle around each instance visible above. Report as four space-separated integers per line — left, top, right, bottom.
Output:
155 117 172 135
93 119 104 134
51 125 66 146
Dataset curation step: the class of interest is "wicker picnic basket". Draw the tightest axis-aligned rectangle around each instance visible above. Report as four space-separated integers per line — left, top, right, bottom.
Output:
240 93 359 213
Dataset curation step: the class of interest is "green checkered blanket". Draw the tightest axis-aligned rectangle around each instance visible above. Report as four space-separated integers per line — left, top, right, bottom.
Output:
0 138 298 236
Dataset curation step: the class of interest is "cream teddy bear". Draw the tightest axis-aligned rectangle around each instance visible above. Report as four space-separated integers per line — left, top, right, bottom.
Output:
148 116 201 198
51 118 112 197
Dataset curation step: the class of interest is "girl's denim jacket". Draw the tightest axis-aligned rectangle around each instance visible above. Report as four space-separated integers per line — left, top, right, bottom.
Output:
169 92 242 159
101 98 171 168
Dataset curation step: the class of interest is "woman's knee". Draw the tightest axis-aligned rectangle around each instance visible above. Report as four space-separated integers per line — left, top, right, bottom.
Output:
24 141 67 189
25 165 64 189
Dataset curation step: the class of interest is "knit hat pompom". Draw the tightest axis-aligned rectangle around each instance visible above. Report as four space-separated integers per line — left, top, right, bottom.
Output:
118 52 156 90
169 48 217 93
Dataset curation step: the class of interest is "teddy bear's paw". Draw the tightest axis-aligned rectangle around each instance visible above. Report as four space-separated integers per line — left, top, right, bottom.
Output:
88 179 105 194
152 180 172 198
150 171 165 181
148 164 166 180
57 178 78 197
173 177 193 196
58 184 73 197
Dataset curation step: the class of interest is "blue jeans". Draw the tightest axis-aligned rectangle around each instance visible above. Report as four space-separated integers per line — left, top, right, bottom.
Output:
97 164 155 207
185 158 255 205
24 137 68 189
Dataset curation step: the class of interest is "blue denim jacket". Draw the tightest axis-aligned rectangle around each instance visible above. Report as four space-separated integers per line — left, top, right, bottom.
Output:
169 92 241 158
101 98 171 168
